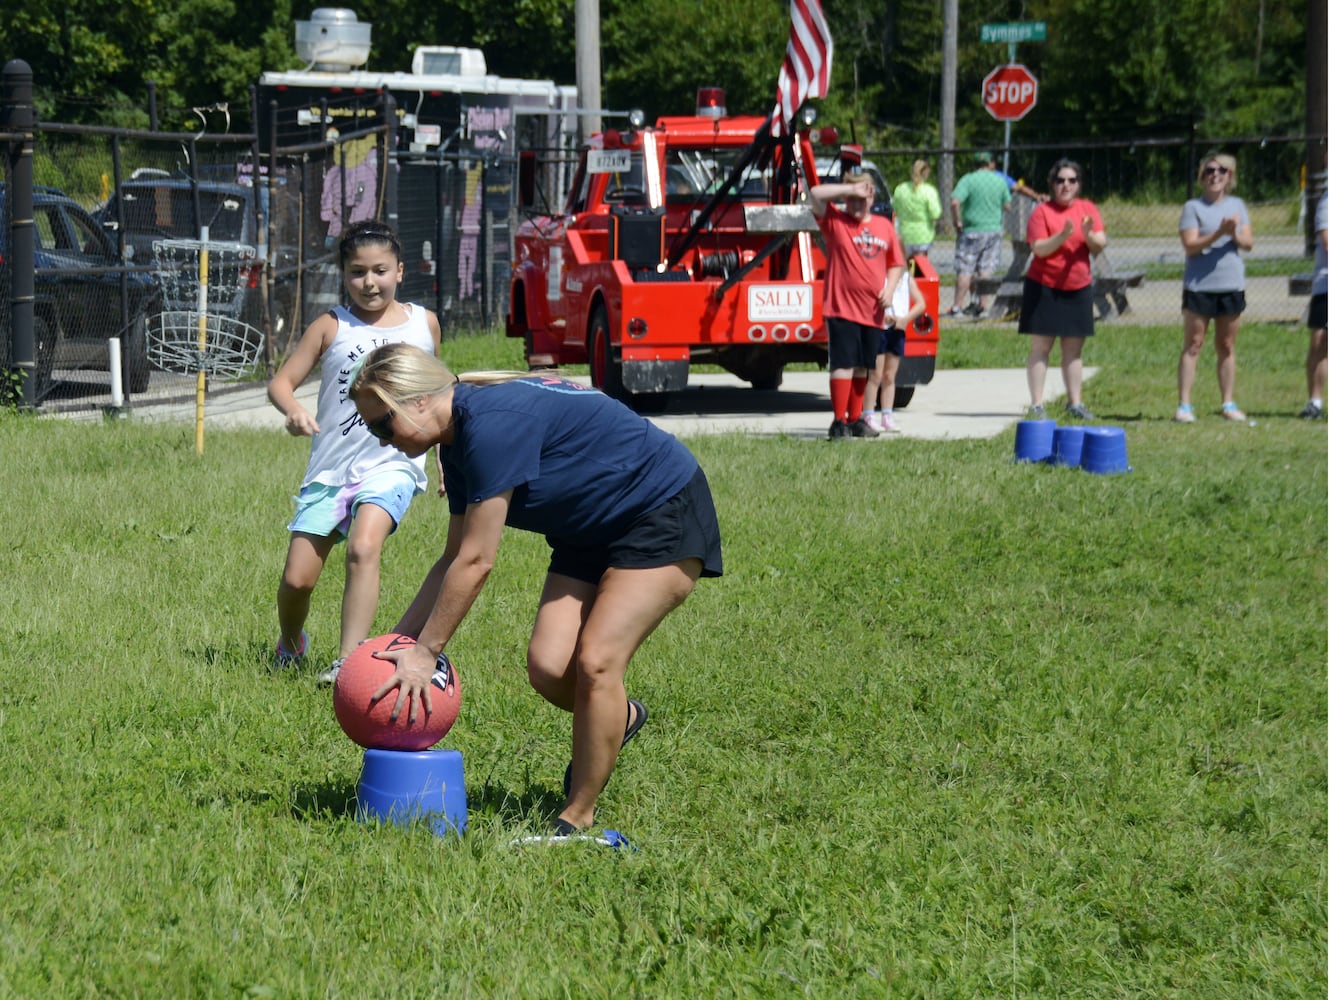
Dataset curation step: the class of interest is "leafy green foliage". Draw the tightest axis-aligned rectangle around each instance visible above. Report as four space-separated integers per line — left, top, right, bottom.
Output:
0 0 1309 152
602 0 787 117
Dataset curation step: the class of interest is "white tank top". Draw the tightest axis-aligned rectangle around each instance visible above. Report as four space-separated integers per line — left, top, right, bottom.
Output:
890 276 911 326
300 303 434 491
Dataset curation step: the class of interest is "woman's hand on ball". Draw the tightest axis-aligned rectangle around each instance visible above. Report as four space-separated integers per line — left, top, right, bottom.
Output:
371 642 436 723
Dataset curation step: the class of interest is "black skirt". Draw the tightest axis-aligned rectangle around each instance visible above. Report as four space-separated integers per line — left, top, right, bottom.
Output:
1018 279 1095 338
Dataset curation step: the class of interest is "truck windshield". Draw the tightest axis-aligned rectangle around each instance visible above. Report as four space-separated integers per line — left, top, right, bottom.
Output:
665 150 767 201
600 153 647 204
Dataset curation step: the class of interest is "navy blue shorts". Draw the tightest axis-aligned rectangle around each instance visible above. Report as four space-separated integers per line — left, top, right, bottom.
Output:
826 316 881 369
878 326 906 358
547 467 724 584
1309 293 1326 330
1183 289 1246 318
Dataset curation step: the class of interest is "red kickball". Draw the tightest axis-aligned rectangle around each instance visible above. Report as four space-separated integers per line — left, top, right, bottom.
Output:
332 633 462 750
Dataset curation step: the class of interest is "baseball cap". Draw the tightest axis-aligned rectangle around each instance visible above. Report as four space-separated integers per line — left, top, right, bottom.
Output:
973 151 994 165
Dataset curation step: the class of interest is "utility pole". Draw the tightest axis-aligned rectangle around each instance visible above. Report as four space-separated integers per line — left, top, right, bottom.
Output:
575 0 602 141
1305 0 1327 255
940 0 958 233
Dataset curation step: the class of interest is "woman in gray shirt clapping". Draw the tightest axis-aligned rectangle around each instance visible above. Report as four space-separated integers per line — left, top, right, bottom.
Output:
1174 152 1254 423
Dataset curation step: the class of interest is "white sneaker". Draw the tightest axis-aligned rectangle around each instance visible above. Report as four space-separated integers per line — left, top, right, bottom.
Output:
509 819 634 850
880 412 901 433
1174 404 1196 423
316 657 345 686
862 411 883 432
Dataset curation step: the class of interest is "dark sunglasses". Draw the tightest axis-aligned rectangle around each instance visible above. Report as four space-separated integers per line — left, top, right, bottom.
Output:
1054 175 1080 184
1203 165 1231 176
364 409 396 441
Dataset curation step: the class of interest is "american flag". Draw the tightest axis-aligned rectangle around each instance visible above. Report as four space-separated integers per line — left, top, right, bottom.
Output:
771 0 834 136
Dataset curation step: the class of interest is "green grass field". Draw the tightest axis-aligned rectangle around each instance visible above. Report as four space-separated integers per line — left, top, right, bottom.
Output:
0 323 1324 996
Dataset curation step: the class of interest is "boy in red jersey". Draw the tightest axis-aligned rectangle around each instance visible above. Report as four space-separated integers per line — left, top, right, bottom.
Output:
810 173 907 439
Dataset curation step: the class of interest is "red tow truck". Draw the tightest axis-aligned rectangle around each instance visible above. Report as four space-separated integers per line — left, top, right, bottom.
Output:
506 89 939 409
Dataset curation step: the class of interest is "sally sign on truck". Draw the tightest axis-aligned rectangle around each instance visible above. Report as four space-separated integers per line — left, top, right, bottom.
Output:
506 88 940 411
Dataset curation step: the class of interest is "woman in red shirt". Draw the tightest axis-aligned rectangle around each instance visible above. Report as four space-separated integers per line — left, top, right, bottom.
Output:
1018 159 1107 420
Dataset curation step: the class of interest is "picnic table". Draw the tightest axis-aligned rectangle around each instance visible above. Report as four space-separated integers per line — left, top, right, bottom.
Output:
1289 272 1313 296
974 248 1146 321
965 196 1149 320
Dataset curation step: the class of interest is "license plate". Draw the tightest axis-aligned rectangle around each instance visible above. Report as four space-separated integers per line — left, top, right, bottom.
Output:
747 284 813 322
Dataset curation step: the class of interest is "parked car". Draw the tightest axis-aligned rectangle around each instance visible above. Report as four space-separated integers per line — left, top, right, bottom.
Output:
815 156 894 219
0 184 158 399
96 174 300 342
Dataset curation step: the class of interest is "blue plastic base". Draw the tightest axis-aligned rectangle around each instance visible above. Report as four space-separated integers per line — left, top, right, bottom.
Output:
1080 426 1130 474
1051 425 1086 467
355 748 467 836
1014 419 1056 463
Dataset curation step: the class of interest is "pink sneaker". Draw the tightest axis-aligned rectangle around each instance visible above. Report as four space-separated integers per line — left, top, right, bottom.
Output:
274 630 308 670
862 411 883 432
880 412 901 433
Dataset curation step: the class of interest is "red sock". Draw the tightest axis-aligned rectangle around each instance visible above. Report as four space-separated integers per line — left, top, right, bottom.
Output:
848 376 868 422
829 378 851 422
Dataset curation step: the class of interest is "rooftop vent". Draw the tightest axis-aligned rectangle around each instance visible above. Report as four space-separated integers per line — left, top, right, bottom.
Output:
294 8 372 70
411 46 487 77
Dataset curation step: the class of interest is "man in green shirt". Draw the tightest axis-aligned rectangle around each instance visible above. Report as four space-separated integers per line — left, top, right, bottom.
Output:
949 151 1011 316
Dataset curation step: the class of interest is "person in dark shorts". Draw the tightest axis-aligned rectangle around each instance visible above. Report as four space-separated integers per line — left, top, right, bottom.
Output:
1175 152 1254 422
1302 189 1326 419
810 172 907 439
350 343 723 840
1017 159 1107 420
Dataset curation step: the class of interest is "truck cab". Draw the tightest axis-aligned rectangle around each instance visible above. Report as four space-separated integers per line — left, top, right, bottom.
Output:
507 90 939 409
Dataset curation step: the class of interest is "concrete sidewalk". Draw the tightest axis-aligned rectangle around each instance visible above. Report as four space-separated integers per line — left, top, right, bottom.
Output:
92 367 1085 441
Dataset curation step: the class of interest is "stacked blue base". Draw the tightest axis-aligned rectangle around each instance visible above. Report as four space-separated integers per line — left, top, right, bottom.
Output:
356 748 467 836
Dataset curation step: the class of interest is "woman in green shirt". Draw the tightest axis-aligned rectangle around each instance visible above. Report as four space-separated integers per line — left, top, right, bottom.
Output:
892 159 943 260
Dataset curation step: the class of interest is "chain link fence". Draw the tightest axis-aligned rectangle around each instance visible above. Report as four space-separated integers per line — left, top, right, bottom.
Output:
4 84 1325 414
3 90 517 413
865 134 1325 325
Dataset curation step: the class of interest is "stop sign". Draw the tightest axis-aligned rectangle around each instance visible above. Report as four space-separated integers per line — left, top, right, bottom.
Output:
982 63 1038 121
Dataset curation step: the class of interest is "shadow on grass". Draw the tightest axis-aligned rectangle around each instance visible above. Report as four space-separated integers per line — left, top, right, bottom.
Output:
287 779 358 820
465 776 565 827
278 775 566 830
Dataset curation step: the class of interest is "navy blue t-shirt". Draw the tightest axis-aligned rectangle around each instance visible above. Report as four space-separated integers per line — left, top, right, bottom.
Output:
441 377 698 543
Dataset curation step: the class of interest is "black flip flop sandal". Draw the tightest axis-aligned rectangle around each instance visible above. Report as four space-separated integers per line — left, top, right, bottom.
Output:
563 698 648 797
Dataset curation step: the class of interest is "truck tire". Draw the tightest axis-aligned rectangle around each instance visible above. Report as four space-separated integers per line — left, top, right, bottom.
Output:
588 305 626 400
748 365 785 391
588 307 669 413
893 386 915 410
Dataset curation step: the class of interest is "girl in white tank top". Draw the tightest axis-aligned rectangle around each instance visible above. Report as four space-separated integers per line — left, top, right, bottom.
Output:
266 222 442 682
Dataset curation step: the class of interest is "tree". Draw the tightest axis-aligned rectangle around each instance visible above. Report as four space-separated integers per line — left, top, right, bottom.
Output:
600 0 787 118
1 0 1310 161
